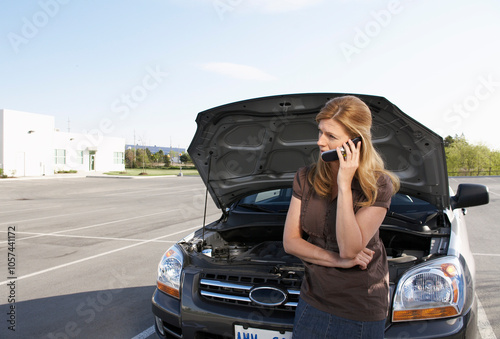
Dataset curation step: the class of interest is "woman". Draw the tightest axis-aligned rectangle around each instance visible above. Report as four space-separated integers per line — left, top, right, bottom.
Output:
283 95 399 338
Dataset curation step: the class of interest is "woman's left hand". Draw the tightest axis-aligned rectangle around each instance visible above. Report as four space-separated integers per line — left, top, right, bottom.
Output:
337 247 374 270
336 138 361 188
354 248 374 270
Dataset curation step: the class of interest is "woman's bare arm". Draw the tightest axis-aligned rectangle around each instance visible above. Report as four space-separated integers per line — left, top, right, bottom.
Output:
335 139 386 259
283 196 373 269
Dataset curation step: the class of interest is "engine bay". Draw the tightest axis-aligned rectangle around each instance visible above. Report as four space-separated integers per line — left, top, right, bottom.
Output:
181 214 450 283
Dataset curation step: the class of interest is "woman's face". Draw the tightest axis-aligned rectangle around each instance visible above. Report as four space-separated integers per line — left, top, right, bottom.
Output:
317 119 350 154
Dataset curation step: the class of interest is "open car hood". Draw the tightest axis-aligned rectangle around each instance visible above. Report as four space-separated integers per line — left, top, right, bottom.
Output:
188 93 449 210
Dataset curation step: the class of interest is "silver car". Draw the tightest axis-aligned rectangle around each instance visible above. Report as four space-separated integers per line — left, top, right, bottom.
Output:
152 93 489 338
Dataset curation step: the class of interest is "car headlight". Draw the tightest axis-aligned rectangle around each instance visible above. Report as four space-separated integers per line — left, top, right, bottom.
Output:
392 256 465 322
157 245 184 299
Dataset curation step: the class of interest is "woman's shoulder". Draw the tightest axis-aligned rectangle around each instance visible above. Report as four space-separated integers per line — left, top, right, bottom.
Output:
293 165 314 197
376 171 396 200
377 172 392 186
295 164 314 179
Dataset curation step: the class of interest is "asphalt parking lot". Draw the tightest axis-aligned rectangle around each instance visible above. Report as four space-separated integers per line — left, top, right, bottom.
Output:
0 175 498 339
0 174 220 339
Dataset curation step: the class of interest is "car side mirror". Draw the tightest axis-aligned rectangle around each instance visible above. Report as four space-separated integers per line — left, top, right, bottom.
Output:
450 184 489 210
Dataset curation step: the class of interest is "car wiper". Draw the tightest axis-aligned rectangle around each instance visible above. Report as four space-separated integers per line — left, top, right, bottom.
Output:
237 203 276 213
385 211 423 225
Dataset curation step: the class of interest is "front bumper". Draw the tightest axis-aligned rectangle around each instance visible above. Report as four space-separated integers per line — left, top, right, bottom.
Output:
152 272 478 339
385 297 477 339
152 270 295 338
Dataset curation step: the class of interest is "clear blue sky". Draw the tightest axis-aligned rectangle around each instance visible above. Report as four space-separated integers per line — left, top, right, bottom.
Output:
1 0 499 150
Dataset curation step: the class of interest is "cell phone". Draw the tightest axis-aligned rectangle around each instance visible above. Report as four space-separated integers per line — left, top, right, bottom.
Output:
321 136 362 162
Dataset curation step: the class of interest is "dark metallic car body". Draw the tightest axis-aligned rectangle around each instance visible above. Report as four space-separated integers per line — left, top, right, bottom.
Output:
152 93 489 338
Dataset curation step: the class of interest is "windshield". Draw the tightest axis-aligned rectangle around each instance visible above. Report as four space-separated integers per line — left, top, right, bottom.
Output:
234 188 293 213
389 194 437 214
235 189 437 215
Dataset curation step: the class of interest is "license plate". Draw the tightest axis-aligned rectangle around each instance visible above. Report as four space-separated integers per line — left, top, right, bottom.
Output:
234 324 292 339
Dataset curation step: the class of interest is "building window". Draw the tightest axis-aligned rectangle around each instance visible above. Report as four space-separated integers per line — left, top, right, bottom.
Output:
114 152 124 164
77 151 84 164
55 149 66 164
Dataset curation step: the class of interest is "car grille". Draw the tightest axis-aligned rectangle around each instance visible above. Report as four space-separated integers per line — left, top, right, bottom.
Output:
199 272 301 311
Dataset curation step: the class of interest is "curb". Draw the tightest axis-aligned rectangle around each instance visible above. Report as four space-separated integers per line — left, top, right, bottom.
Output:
86 175 179 179
0 174 181 181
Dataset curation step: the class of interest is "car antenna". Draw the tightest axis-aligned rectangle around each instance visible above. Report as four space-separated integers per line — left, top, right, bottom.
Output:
202 151 213 246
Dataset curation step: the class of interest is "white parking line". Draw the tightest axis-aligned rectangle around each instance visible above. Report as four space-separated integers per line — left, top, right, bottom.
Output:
131 326 155 339
0 225 200 286
0 206 57 214
53 210 178 234
146 190 204 197
0 230 176 243
0 209 177 244
477 295 497 339
104 184 202 197
0 207 114 226
488 190 500 197
102 187 175 196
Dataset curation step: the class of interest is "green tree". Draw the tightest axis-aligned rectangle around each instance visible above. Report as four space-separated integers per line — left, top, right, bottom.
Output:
151 150 164 165
444 135 454 148
490 150 500 175
163 154 171 167
136 149 151 168
445 134 499 176
125 148 135 168
445 134 473 175
180 152 192 164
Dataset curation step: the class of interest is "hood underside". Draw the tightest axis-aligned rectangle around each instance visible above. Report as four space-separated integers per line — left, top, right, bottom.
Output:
187 93 449 210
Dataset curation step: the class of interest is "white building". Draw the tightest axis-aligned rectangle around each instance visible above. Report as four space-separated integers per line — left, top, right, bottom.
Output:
0 109 125 177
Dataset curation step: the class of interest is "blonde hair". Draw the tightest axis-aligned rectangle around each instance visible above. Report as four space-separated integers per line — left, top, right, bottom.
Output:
308 95 399 206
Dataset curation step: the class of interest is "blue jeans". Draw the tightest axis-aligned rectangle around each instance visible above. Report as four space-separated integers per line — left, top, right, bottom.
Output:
292 298 385 339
